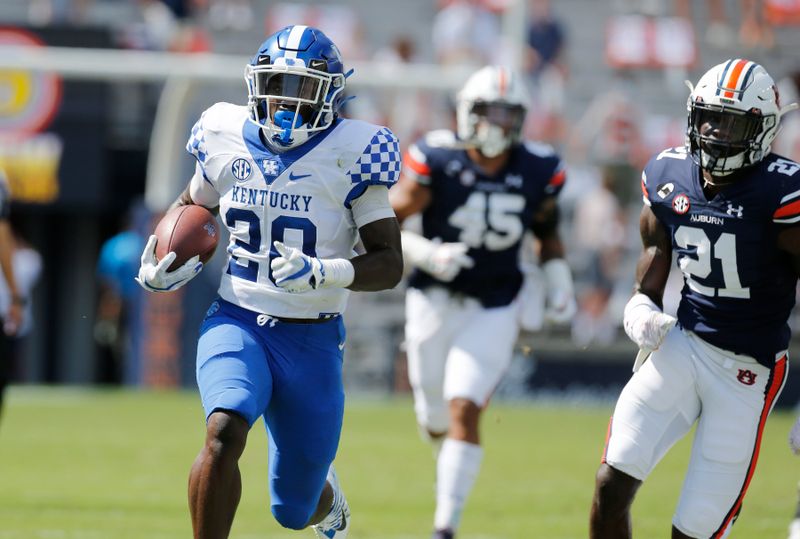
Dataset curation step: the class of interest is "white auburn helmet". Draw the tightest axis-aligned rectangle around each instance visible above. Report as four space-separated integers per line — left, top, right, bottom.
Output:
457 65 530 158
686 59 798 179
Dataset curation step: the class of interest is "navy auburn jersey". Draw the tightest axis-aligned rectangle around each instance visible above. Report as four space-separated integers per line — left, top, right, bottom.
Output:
403 130 566 307
643 146 800 367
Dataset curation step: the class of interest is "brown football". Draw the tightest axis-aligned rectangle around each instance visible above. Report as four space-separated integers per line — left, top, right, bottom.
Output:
154 205 219 271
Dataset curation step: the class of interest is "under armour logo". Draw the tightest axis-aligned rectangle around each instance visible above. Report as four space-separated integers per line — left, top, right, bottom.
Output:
726 203 744 218
262 159 279 176
737 369 757 386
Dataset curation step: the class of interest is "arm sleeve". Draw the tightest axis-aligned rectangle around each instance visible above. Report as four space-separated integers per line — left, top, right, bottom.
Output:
350 185 396 228
345 127 402 209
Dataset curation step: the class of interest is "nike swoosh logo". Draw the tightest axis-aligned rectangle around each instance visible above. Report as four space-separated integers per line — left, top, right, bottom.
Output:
338 342 345 351
289 171 311 181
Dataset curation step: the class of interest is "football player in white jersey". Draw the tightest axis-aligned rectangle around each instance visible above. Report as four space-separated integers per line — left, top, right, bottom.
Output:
136 26 403 538
390 65 576 538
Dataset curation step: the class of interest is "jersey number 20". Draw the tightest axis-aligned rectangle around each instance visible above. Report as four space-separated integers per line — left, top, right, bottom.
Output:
225 208 316 284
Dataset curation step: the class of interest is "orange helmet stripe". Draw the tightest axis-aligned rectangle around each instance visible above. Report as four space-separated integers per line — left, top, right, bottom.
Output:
723 59 750 98
498 66 507 97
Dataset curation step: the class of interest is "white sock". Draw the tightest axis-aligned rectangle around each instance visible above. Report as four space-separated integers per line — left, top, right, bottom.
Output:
433 438 483 531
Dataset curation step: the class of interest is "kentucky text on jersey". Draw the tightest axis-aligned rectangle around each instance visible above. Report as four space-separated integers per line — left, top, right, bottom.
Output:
230 186 312 212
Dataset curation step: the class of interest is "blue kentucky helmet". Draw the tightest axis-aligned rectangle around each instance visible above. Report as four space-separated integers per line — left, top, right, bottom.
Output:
245 25 349 150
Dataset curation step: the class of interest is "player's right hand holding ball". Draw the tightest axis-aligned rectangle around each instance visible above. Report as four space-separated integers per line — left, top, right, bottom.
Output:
136 235 203 293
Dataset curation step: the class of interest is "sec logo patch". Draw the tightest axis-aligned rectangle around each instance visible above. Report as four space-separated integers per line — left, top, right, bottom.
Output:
231 158 252 182
672 194 690 214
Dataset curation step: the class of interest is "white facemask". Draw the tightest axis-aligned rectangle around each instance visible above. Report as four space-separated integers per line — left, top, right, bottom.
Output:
475 122 510 158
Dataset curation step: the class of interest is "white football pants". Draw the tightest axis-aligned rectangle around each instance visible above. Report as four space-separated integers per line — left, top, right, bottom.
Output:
603 327 787 538
405 286 520 433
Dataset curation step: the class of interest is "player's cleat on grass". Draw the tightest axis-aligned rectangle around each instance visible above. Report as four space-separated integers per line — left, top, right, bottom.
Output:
789 518 800 539
312 465 350 538
432 529 454 539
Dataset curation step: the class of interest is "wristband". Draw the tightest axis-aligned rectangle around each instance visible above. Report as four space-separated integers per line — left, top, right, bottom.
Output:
321 258 355 288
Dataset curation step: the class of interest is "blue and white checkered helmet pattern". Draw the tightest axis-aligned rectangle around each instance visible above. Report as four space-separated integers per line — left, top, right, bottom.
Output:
245 25 348 151
348 127 402 187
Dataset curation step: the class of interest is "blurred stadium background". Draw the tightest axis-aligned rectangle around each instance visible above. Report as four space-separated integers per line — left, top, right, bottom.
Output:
1 0 800 537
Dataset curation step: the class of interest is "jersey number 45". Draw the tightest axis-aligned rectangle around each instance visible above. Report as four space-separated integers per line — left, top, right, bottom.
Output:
449 192 525 251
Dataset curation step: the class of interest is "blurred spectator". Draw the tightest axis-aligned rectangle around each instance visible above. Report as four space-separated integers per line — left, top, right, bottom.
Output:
432 0 501 66
525 0 565 78
673 0 774 49
569 169 627 347
765 0 800 26
95 204 147 384
207 0 253 32
27 0 93 25
523 0 568 145
120 0 179 50
567 72 647 207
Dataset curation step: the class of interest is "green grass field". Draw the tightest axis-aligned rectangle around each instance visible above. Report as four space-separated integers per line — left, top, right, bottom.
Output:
0 387 797 538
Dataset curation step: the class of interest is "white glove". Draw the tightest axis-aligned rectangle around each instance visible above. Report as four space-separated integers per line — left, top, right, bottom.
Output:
270 241 354 294
135 234 203 293
517 266 546 332
401 230 474 282
542 259 577 324
789 416 800 455
623 293 677 351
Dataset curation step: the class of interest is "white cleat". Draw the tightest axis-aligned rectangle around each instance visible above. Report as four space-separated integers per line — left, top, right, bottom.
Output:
789 518 800 539
312 465 350 538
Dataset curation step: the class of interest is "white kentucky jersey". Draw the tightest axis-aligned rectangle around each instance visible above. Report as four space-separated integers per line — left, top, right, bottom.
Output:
186 102 400 318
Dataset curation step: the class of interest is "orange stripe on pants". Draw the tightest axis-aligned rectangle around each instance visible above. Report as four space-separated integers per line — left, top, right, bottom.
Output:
712 355 787 538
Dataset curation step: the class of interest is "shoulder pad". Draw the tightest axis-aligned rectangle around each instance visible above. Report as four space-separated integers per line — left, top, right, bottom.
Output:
522 141 556 157
197 102 248 134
